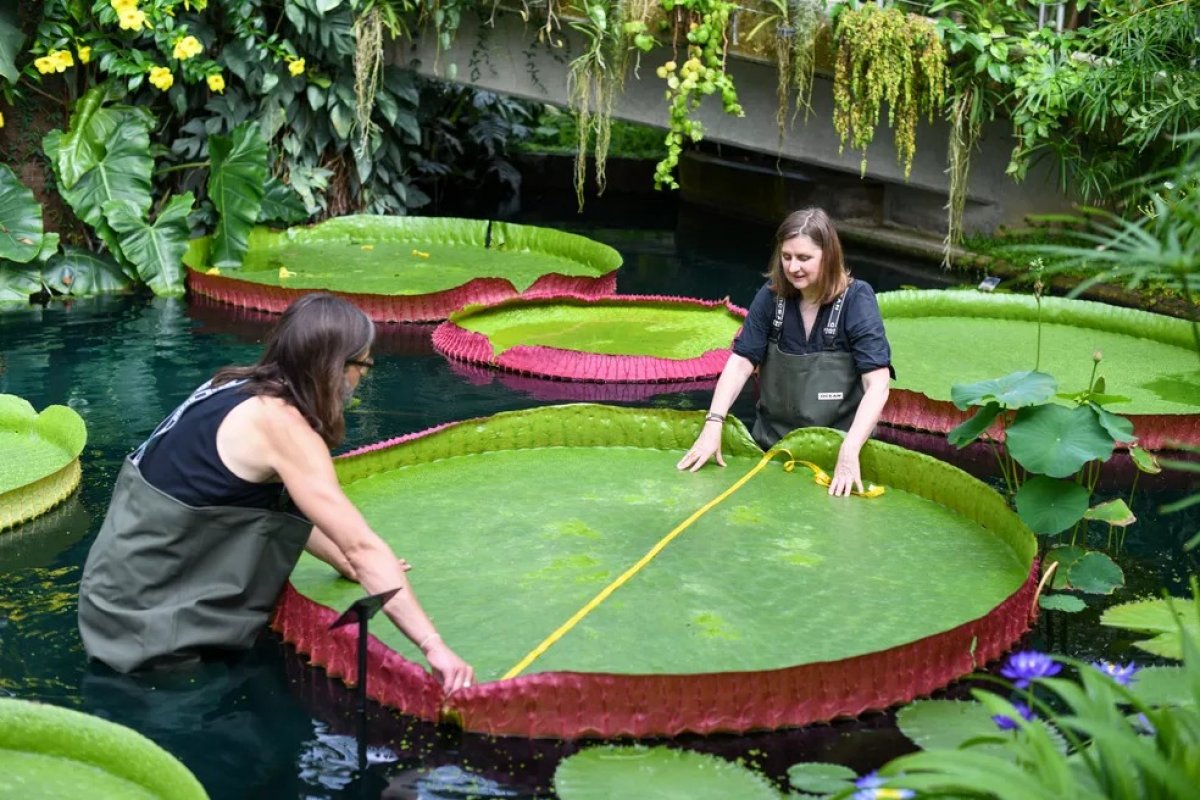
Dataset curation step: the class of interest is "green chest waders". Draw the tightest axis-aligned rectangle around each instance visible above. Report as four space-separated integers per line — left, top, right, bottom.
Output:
751 291 863 450
78 380 312 673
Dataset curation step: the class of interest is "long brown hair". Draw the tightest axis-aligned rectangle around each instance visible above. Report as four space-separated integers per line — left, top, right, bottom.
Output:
766 208 849 304
213 293 375 448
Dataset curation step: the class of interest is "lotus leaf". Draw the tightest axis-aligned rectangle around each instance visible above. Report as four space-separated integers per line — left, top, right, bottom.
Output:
0 698 207 800
1039 594 1086 612
1066 551 1124 595
554 746 780 800
1013 476 1090 535
950 371 1057 411
1083 498 1136 527
786 762 858 794
1006 404 1114 478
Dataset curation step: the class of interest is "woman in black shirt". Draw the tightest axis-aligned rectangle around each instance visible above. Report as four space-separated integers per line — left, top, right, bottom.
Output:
676 208 893 496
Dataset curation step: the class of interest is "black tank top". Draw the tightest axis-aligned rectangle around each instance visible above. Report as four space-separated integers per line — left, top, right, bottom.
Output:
139 388 293 510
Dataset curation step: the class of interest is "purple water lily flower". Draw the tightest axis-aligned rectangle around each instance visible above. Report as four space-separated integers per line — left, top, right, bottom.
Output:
1000 651 1061 688
853 771 915 800
1092 660 1139 686
992 701 1035 731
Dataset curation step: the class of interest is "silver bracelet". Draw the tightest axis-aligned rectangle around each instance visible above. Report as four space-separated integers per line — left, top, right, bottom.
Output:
704 412 726 424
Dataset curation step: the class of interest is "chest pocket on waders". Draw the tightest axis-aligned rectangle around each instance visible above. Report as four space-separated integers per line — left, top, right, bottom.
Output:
752 290 863 448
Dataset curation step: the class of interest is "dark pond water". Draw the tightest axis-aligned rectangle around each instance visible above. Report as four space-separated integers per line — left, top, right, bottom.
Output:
1 202 1196 800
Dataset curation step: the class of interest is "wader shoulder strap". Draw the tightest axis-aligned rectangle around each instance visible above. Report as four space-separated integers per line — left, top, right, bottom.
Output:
821 290 849 351
131 378 249 466
769 296 786 342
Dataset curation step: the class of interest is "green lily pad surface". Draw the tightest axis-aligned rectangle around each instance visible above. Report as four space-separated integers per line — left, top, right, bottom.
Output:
184 215 621 295
291 406 1033 683
0 698 207 800
454 298 744 358
554 746 781 800
0 395 87 530
880 291 1200 415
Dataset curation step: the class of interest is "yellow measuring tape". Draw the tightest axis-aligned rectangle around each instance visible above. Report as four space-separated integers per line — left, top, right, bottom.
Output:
501 449 885 680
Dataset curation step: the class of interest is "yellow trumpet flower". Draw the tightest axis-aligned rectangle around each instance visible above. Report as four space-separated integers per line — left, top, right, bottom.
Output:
279 267 296 279
206 73 225 93
148 66 174 91
411 249 430 259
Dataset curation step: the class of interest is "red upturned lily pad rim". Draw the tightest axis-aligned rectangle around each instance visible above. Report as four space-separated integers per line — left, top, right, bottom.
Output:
186 268 618 324
431 294 747 383
271 405 1038 740
877 290 1200 450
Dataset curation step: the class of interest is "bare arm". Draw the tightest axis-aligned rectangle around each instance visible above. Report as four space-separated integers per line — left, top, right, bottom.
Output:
306 526 414 583
829 367 891 496
305 526 357 580
676 353 757 472
263 406 473 690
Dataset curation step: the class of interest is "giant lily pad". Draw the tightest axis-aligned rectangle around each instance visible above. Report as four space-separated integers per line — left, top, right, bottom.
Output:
274 404 1037 738
0 395 87 531
0 698 207 799
184 215 622 322
554 746 781 800
878 291 1200 449
433 295 746 382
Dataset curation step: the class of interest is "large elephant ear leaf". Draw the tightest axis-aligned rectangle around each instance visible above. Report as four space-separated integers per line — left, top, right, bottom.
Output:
101 193 195 296
0 264 44 305
0 6 22 84
208 122 268 266
46 108 154 267
42 247 134 296
0 164 44 263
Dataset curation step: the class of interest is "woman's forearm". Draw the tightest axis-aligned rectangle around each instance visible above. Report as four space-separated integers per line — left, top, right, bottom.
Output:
843 369 891 452
305 526 357 580
707 354 756 417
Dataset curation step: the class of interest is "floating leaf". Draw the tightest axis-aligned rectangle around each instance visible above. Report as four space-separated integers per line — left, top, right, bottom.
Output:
786 762 857 794
554 746 781 800
950 370 1057 411
1014 476 1089 535
1039 594 1086 612
1007 404 1114 478
1129 446 1162 475
1066 551 1124 595
1083 498 1136 527
1045 546 1087 590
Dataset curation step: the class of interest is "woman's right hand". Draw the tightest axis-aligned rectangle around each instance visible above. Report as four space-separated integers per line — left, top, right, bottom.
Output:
676 422 726 472
425 640 474 692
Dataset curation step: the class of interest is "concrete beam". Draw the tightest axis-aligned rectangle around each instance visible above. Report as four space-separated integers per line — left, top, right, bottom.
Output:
393 12 1074 234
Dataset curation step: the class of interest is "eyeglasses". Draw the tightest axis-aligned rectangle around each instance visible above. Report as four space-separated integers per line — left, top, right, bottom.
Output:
345 357 374 375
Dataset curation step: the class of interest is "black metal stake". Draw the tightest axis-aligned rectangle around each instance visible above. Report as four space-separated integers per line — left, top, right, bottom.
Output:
330 588 402 776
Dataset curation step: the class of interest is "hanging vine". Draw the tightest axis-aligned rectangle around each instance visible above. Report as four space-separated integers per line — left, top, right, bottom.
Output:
747 0 823 141
567 0 656 208
831 4 945 179
352 5 385 163
652 0 744 190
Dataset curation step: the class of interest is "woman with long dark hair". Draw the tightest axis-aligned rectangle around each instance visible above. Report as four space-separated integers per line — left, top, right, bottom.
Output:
677 208 893 495
79 293 473 690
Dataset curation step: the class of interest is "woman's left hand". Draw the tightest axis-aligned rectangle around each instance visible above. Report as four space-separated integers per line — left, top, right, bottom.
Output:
829 444 864 497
